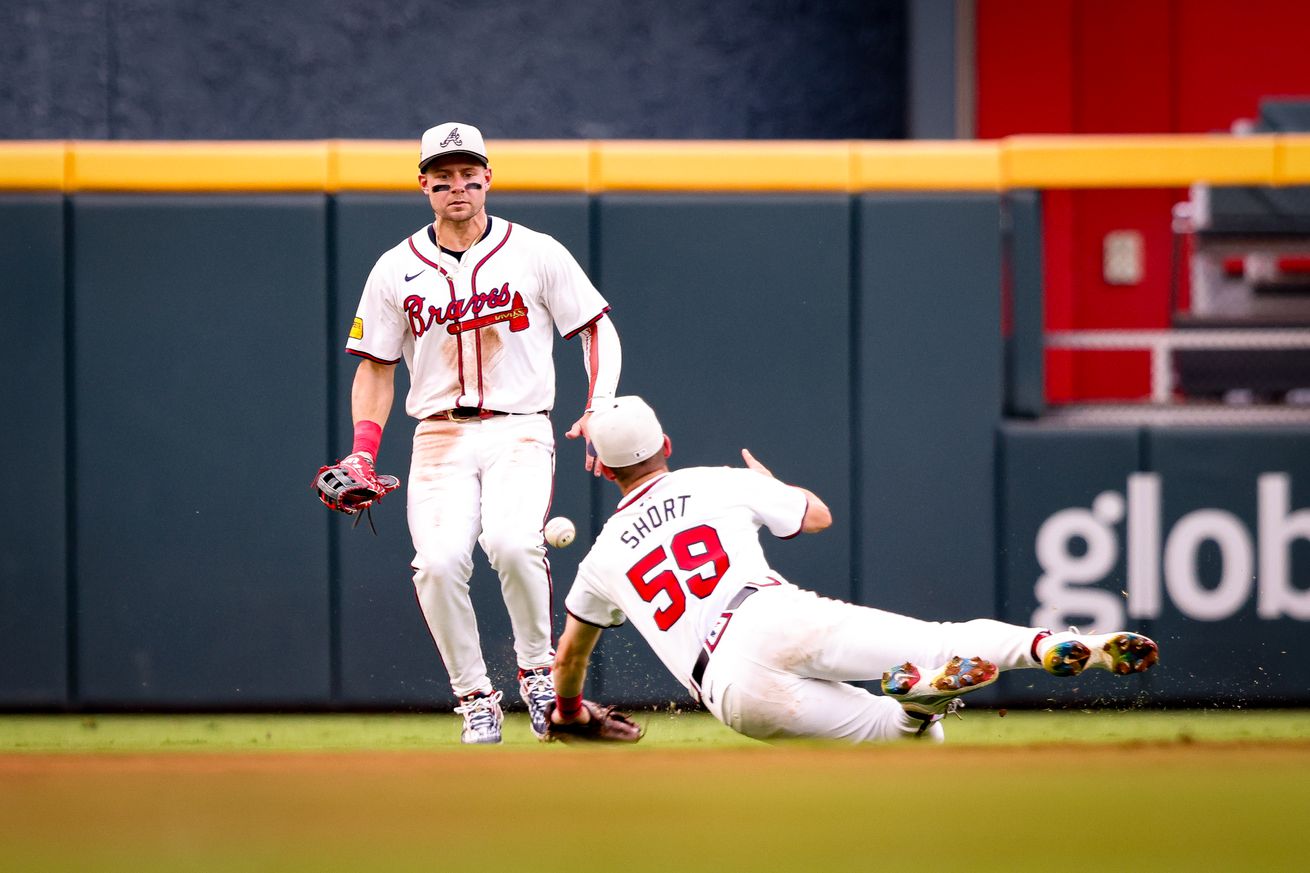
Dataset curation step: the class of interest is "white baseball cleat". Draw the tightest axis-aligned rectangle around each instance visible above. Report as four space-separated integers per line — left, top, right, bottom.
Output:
455 690 504 745
882 655 999 720
518 667 555 740
1037 628 1160 677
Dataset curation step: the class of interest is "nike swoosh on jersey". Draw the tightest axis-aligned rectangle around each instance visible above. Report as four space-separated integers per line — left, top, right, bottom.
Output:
405 271 424 282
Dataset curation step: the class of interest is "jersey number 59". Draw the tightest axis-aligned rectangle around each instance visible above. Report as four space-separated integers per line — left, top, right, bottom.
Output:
625 525 730 631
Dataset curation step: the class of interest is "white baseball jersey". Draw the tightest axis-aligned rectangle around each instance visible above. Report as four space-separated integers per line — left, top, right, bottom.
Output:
346 217 609 418
565 467 809 695
567 466 1054 744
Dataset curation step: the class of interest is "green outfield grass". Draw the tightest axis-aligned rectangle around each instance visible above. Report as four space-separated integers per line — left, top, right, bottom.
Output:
1 710 1307 873
2 707 1308 752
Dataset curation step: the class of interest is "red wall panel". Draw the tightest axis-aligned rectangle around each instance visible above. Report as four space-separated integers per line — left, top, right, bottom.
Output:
1175 0 1310 132
977 0 1310 403
976 0 1075 138
1071 0 1174 133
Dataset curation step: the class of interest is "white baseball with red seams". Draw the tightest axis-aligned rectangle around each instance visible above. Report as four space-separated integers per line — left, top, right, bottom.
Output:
545 516 576 548
347 215 610 698
565 465 1049 742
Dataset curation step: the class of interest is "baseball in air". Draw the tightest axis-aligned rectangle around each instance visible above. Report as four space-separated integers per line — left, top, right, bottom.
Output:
545 516 576 548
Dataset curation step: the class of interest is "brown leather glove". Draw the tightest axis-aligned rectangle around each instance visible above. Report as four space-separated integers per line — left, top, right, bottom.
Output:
543 700 644 743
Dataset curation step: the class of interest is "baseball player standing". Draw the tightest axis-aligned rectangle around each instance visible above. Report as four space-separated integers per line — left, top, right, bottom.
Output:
330 122 622 744
549 397 1159 742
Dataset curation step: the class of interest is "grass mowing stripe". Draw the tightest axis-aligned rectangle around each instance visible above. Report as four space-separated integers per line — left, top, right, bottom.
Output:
1 709 1308 752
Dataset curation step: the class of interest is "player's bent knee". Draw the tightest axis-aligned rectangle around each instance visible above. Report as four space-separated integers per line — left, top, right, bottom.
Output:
481 532 546 574
411 555 474 592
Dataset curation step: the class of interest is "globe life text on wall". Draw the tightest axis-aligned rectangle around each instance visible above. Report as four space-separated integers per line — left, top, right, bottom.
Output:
1034 472 1310 628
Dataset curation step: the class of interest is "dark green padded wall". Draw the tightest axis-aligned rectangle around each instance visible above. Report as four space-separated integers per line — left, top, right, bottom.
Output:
0 196 68 706
857 194 1002 621
592 194 853 704
1005 190 1044 418
71 196 331 706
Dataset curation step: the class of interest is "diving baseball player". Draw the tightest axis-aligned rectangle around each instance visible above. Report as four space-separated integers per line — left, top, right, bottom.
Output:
326 122 622 744
549 397 1159 743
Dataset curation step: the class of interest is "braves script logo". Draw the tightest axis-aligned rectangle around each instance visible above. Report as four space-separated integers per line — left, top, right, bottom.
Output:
404 285 530 337
440 128 463 147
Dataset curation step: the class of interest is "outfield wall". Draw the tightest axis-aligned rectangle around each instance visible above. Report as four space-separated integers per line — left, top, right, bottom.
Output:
3 137 1309 710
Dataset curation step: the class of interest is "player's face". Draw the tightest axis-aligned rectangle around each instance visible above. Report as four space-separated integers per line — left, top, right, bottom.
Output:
420 158 491 223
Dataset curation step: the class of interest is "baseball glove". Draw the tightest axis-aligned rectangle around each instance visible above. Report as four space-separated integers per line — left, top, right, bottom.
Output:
543 700 644 743
313 452 400 516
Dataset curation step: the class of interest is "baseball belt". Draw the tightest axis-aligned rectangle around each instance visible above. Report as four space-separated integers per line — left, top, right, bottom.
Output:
689 584 761 701
427 407 548 422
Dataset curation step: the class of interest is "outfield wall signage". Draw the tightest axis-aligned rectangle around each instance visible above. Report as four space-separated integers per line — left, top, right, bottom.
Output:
999 425 1309 705
1035 472 1310 629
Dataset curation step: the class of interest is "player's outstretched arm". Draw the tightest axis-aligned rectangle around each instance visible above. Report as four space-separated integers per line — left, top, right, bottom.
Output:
544 617 643 742
314 360 402 518
351 358 396 433
552 616 602 713
742 449 833 533
567 316 622 477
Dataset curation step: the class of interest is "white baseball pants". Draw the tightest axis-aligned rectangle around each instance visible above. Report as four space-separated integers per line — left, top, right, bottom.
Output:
698 585 1044 744
407 413 556 697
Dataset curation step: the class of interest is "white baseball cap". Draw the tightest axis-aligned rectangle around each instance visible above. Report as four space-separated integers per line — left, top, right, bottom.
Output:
588 396 666 468
419 122 488 170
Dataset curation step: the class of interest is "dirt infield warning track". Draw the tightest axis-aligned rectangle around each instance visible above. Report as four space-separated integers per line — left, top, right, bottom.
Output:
2 742 1307 873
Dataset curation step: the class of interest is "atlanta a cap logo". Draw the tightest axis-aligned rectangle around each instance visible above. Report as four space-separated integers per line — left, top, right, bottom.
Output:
440 128 463 148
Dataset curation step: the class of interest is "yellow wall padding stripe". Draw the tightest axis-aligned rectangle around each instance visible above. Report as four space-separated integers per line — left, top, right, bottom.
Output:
479 140 594 192
7 135 1310 192
1274 134 1310 185
596 141 853 191
855 141 1002 190
69 142 331 192
330 140 593 192
0 141 67 189
1004 134 1278 188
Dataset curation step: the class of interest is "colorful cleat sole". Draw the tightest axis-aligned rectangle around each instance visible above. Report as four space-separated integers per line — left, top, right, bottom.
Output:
1101 633 1159 675
1042 640 1092 677
882 656 999 716
930 656 999 692
882 663 921 696
1042 632 1159 677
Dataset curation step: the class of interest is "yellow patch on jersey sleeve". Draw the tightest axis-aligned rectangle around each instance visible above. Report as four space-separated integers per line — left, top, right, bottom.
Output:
349 317 364 340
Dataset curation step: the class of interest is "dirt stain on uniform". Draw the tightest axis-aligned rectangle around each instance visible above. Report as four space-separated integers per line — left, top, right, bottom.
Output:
479 327 505 396
439 335 460 377
412 420 461 479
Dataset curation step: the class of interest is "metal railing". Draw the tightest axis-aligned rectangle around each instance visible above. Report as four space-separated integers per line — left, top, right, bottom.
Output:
1045 328 1310 404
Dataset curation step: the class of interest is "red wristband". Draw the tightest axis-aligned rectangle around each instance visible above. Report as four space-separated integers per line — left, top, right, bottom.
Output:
352 420 382 458
556 693 583 718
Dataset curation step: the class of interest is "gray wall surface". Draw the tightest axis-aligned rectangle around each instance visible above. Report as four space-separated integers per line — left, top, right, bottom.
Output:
0 0 907 140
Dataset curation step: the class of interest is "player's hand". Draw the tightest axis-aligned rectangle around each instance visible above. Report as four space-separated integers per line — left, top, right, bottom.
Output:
543 700 643 743
566 411 608 478
741 448 775 478
549 702 592 727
